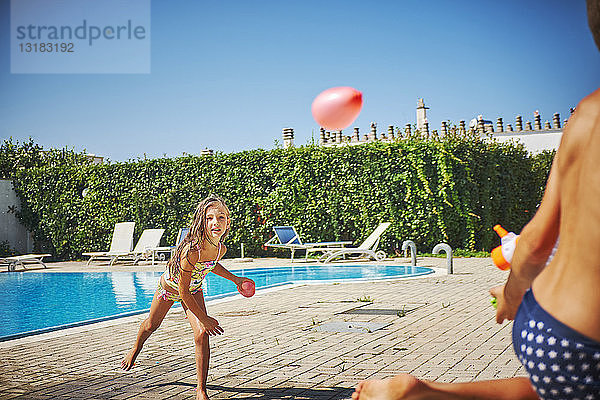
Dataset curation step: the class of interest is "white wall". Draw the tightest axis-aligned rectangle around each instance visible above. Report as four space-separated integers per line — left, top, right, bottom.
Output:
486 129 562 153
0 179 32 254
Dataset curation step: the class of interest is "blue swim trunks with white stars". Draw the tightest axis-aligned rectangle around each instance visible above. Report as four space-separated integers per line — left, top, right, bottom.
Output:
513 289 600 399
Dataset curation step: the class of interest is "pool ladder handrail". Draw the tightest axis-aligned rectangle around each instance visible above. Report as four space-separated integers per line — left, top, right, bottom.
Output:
401 240 417 266
433 243 453 274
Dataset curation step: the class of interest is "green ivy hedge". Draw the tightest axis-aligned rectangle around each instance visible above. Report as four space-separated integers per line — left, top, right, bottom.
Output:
5 136 554 260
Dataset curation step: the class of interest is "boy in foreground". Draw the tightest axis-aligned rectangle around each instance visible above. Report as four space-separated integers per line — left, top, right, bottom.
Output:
353 2 600 399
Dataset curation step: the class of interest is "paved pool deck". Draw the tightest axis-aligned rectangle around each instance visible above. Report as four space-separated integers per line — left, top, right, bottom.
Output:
0 257 525 399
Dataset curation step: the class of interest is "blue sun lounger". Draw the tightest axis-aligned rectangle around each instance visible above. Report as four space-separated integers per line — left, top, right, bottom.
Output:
264 226 352 261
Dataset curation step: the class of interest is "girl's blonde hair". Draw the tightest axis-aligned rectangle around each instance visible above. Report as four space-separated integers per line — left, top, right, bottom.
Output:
167 194 230 275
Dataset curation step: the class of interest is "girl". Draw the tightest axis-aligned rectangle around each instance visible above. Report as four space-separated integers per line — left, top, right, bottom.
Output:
121 194 253 400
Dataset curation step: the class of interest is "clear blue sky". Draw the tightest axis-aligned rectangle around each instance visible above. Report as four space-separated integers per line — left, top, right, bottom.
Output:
1 0 598 161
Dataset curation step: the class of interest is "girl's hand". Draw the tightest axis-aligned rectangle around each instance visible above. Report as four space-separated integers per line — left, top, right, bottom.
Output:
490 285 520 324
235 276 252 289
199 316 224 336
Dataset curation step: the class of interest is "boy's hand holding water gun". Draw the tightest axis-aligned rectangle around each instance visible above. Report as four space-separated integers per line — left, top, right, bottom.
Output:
489 224 558 320
490 225 525 321
489 225 519 316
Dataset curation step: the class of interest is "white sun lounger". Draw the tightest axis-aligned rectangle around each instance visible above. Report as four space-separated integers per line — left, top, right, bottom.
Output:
121 228 165 265
147 227 189 265
318 222 391 263
82 222 135 266
0 254 52 271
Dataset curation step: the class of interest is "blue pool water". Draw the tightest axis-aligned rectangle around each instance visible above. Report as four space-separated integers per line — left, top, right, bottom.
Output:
0 264 433 340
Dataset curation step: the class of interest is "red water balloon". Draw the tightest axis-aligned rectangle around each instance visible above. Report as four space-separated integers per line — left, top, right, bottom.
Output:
238 280 255 297
311 86 363 131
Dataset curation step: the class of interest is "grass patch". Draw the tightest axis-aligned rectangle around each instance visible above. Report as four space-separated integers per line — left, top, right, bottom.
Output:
418 249 489 258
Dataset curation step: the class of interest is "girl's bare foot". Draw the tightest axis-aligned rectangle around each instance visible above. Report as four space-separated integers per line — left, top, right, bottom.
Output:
196 388 210 400
120 348 140 371
352 374 432 400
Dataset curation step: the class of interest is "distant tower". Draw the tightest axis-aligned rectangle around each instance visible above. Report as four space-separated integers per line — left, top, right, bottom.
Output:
282 128 294 148
416 98 429 133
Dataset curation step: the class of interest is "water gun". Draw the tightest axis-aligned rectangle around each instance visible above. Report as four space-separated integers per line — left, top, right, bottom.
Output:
490 224 518 309
490 224 519 271
489 225 560 308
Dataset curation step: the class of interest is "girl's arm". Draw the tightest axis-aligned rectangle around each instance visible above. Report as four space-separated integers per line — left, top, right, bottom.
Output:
178 248 223 335
212 262 252 289
210 244 252 288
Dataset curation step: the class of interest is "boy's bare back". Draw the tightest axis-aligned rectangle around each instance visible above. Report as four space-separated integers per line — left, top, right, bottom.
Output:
533 87 600 342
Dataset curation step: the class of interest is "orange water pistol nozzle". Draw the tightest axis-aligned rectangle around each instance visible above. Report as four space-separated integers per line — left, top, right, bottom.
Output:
490 224 519 270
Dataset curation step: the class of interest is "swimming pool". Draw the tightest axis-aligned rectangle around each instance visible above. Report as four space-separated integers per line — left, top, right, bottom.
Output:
0 264 433 341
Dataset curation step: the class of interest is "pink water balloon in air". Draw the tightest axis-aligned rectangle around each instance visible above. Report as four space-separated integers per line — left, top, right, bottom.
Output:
311 86 363 131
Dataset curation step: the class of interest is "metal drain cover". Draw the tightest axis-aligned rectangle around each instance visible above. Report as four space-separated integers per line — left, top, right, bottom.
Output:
340 308 409 315
338 304 426 316
314 321 390 333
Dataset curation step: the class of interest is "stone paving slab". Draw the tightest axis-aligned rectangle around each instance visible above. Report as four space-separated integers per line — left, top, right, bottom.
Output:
0 257 525 399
